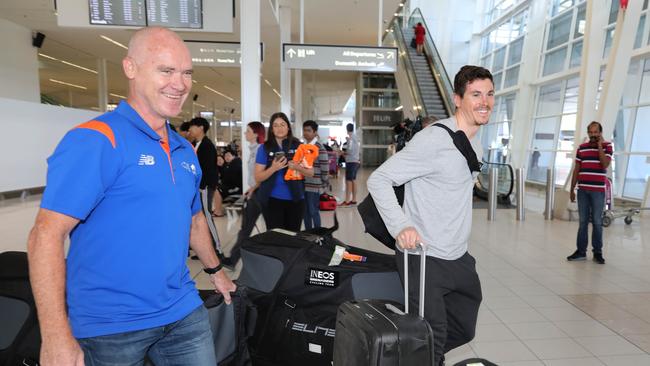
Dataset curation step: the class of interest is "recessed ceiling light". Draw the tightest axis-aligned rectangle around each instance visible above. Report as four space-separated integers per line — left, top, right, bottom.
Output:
38 53 57 61
39 53 98 74
100 35 128 50
49 79 87 90
204 85 234 101
109 93 126 99
60 60 98 74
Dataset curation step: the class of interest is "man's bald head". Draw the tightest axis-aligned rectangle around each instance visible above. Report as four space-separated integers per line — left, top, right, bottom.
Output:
122 27 193 130
127 27 187 62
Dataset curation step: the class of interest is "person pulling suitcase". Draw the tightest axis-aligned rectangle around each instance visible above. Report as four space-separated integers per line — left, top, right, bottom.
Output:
367 65 494 366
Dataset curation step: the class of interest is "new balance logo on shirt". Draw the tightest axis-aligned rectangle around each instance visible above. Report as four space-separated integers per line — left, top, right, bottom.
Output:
138 154 155 166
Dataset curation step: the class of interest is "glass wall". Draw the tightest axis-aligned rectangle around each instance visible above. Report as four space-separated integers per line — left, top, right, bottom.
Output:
527 77 579 184
612 57 650 200
541 1 585 77
481 94 515 163
474 0 650 201
483 0 525 27
480 9 528 91
604 0 649 59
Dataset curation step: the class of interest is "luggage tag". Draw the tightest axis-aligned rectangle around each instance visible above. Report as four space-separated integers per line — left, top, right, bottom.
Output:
329 245 368 266
328 245 346 266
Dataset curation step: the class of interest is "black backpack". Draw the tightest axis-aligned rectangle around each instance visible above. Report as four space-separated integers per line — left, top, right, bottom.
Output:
357 123 482 249
0 251 40 366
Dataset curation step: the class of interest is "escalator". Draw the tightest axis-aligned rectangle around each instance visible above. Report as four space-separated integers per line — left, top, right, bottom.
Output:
474 161 515 205
385 8 454 120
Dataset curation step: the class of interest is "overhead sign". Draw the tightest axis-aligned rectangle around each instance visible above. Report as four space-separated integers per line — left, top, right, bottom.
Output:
185 41 264 67
283 43 397 72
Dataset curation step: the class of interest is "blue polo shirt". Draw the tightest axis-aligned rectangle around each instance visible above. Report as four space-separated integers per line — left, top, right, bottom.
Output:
41 101 203 338
255 145 293 200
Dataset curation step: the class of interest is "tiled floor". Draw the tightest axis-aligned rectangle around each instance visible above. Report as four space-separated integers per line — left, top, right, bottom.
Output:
2 168 649 365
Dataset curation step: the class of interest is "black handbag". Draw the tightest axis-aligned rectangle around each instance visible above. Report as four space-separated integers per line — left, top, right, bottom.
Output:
410 37 417 48
357 123 482 249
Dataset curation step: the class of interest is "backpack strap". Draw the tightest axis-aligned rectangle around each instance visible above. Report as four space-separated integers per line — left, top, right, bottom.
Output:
432 123 482 173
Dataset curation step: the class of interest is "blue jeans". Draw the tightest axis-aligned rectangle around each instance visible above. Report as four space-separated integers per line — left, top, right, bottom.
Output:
576 189 605 254
77 305 216 366
304 191 321 230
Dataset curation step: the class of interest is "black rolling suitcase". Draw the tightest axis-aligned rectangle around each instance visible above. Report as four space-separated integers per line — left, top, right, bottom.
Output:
199 287 257 366
333 244 434 366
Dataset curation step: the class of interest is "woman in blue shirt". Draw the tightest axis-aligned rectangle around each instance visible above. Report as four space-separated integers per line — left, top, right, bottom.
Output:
255 112 313 231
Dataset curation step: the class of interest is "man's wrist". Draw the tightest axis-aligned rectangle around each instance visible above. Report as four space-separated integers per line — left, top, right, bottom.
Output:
203 263 223 274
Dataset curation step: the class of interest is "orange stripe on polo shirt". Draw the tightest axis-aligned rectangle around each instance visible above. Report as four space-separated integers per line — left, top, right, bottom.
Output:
75 120 116 148
160 139 175 184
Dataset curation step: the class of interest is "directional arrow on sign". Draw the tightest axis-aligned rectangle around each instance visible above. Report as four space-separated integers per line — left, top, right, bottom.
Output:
287 48 296 58
387 52 394 59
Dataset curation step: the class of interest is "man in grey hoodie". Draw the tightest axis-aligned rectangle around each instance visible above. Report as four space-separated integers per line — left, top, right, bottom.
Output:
367 65 494 366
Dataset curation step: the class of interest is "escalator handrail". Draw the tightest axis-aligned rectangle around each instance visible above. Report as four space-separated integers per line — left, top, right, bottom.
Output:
407 8 455 116
478 160 515 198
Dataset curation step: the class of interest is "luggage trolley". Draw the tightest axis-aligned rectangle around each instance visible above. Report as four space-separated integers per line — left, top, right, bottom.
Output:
602 178 650 227
603 207 650 227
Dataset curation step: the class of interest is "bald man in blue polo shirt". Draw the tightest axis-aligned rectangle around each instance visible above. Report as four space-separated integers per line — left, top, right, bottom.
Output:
27 27 235 366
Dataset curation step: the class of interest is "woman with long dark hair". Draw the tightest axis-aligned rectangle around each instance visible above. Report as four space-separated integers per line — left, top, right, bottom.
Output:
220 121 267 267
254 112 313 231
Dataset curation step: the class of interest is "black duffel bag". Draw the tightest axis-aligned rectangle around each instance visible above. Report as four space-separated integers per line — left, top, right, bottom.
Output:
0 251 40 366
238 228 402 366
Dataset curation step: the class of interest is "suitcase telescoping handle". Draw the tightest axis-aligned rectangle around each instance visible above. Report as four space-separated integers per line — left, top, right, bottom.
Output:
403 243 426 318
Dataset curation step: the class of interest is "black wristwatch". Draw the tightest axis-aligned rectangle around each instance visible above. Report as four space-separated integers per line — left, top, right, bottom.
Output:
203 263 223 275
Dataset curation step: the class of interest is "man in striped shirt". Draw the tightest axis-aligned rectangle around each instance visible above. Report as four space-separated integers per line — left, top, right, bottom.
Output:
567 121 612 264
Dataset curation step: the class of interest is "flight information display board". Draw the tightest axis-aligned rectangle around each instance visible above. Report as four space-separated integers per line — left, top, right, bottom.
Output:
147 0 202 29
88 0 202 28
89 0 146 26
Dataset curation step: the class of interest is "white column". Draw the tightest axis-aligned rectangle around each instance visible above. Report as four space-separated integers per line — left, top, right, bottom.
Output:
597 0 642 140
240 0 261 191
97 58 108 112
508 0 549 170
280 6 292 119
0 19 40 103
574 0 609 142
294 0 304 137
